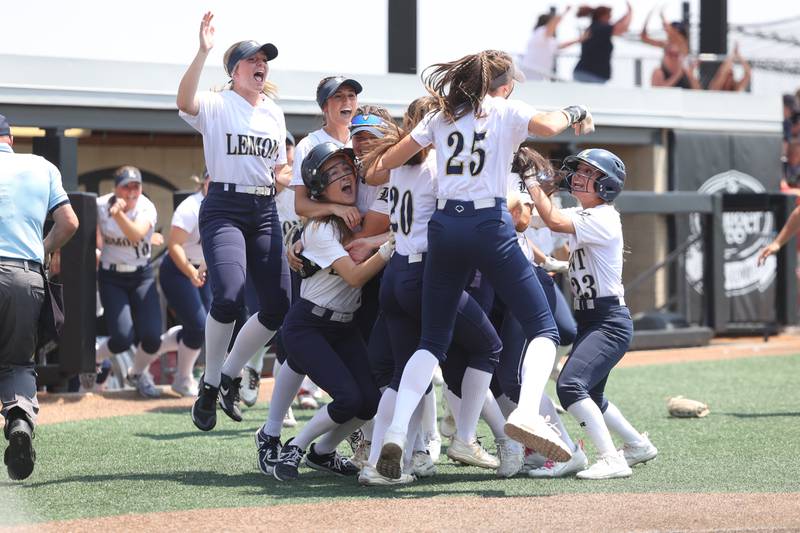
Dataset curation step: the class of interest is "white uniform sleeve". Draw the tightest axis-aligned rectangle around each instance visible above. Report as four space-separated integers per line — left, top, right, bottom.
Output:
507 173 533 205
291 136 314 188
369 185 391 216
302 222 349 269
410 111 436 148
504 99 538 145
179 91 222 135
569 207 618 245
171 198 198 234
275 106 288 166
138 197 158 229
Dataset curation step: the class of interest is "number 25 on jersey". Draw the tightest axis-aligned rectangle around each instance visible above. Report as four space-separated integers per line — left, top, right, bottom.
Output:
445 131 486 176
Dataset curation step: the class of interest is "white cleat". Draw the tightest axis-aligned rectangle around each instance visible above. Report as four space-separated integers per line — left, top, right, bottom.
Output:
621 432 658 467
504 410 572 463
446 437 500 470
171 378 199 397
282 406 297 428
528 443 589 478
411 451 437 478
240 366 261 408
576 451 632 480
495 437 524 478
358 464 414 486
425 432 442 463
376 429 406 480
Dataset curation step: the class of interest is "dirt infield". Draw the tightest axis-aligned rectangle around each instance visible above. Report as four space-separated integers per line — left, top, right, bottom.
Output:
7 335 800 531
8 493 799 532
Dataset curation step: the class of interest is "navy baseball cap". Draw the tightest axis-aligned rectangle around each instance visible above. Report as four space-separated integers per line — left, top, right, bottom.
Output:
113 166 142 187
225 40 278 76
316 76 363 108
0 114 10 136
350 113 386 138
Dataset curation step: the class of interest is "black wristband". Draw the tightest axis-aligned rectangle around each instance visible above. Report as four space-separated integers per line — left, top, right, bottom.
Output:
562 105 587 125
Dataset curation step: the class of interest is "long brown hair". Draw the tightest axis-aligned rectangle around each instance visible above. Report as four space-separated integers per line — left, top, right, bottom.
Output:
403 96 437 166
512 146 559 194
423 49 514 123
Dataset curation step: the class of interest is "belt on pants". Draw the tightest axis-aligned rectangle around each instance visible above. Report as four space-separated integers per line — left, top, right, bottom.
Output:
0 257 42 272
437 197 498 211
574 296 626 311
406 253 424 264
101 262 145 273
210 181 276 196
310 304 354 323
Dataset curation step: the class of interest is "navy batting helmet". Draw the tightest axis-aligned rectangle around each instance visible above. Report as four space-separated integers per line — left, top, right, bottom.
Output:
301 142 356 199
560 148 626 201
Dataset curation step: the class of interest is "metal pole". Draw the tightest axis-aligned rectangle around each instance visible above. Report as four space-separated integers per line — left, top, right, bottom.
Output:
388 0 417 74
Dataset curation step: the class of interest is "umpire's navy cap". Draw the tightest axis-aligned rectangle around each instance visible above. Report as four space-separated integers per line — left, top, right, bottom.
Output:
113 166 142 187
225 40 278 76
316 76 363 109
0 114 11 136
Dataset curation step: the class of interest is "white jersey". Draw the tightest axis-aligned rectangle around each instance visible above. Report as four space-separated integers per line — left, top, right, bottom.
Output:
180 90 286 187
564 203 625 299
389 152 438 256
411 96 537 201
520 26 558 81
171 191 204 265
290 128 346 188
275 188 301 237
97 193 157 267
362 181 390 217
300 221 362 313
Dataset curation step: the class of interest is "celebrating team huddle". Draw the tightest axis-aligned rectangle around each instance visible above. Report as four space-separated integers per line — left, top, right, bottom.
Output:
173 11 657 485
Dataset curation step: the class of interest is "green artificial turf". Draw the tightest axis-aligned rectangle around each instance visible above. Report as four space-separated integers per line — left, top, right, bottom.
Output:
2 354 799 524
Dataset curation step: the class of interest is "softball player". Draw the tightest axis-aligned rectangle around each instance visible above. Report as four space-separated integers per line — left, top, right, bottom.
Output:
158 172 211 397
369 50 595 477
526 148 657 479
272 143 391 482
177 12 291 431
94 166 180 398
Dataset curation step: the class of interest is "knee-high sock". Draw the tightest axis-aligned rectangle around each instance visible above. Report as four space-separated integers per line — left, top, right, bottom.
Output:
422 387 439 439
603 401 643 445
159 326 182 354
293 405 338 451
175 341 201 383
369 388 397 466
481 390 507 440
315 417 367 455
204 315 236 387
386 349 438 438
456 367 493 443
246 347 266 373
130 344 158 376
273 358 281 378
443 385 461 418
540 394 576 452
263 361 304 436
567 398 616 456
96 338 113 364
496 394 517 418
360 418 375 442
517 337 557 416
221 315 276 378
405 397 427 467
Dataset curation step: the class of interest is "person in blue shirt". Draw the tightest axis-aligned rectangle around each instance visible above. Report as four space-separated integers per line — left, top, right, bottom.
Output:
0 113 79 480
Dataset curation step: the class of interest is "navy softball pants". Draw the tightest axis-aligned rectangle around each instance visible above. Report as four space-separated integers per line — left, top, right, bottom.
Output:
199 184 291 330
420 199 558 359
282 299 380 423
159 254 211 350
556 301 633 411
98 266 162 355
381 252 501 391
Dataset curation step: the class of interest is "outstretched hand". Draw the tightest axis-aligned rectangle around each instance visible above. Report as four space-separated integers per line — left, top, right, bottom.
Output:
757 242 780 266
199 11 215 53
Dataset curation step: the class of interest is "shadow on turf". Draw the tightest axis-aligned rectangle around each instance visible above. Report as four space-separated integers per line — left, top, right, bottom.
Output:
718 411 800 418
18 469 523 499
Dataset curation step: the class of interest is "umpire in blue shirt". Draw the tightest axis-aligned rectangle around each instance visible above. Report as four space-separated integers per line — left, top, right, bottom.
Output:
0 114 79 480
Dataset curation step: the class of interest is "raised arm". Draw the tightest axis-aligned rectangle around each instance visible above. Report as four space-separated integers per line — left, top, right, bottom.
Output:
640 9 667 48
527 182 575 234
293 185 362 230
529 106 595 137
613 1 633 36
177 12 214 115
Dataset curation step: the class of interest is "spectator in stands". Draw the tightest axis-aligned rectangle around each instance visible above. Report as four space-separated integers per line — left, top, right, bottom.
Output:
707 43 751 92
783 94 800 154
640 8 689 55
520 7 587 81
1 113 79 480
782 142 800 191
651 43 701 89
573 2 633 84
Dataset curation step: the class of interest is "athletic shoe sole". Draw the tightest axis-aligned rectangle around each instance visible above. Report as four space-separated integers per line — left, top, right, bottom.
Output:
504 421 572 463
376 442 403 480
446 447 499 469
5 430 35 481
191 403 216 432
626 448 658 467
273 465 299 481
304 456 358 477
576 468 632 480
